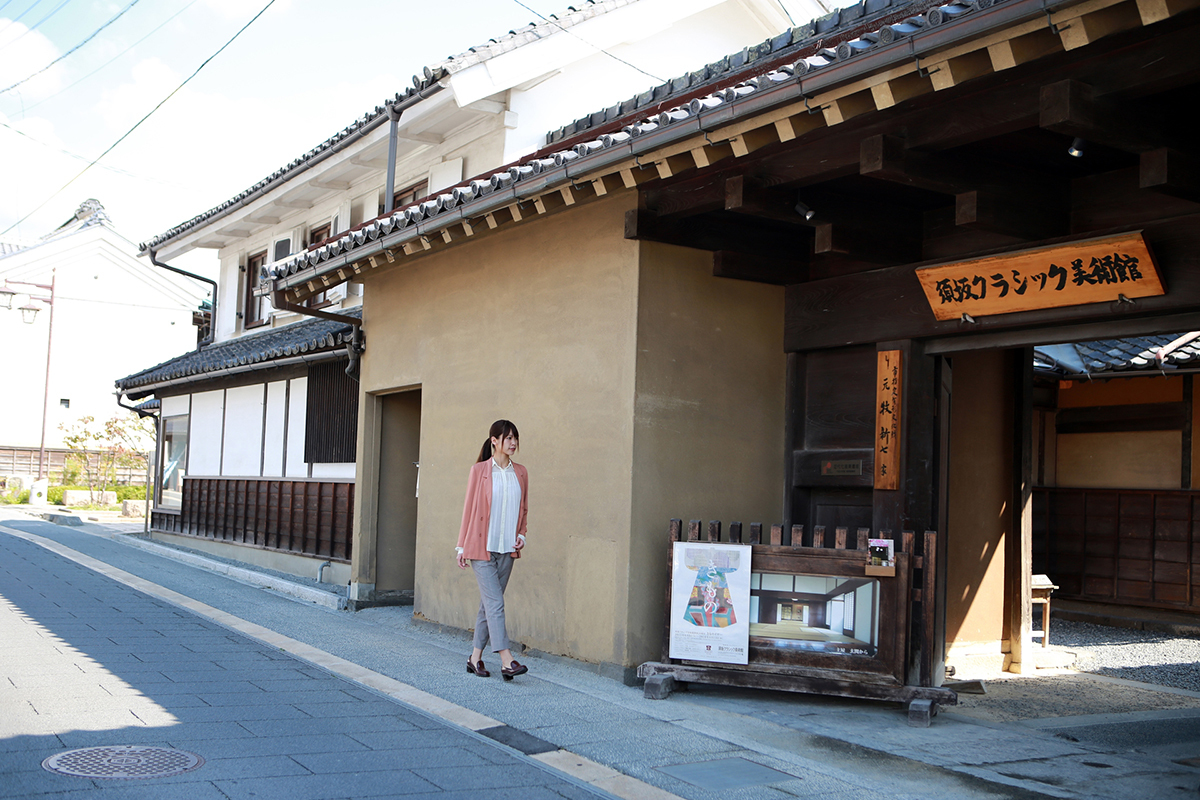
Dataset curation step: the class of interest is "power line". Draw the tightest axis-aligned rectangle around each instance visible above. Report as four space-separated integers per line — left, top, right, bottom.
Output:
509 0 664 83
0 0 42 39
23 0 201 113
1 0 141 96
1 0 72 48
0 118 196 188
0 0 278 237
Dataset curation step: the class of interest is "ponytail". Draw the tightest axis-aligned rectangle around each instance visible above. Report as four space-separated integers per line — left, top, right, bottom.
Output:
476 419 520 463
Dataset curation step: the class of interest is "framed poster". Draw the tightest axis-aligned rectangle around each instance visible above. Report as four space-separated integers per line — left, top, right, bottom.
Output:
668 542 752 665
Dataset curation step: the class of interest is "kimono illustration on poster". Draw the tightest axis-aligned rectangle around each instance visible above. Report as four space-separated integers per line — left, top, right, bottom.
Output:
668 542 751 665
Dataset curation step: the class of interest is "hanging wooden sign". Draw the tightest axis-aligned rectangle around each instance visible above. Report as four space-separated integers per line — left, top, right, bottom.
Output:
915 232 1163 321
875 350 901 491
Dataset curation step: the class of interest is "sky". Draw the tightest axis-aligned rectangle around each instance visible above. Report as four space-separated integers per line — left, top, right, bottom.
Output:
0 0 826 278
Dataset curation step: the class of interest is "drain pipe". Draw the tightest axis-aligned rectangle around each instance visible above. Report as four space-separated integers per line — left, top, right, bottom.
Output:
271 289 364 380
116 391 159 535
148 248 218 351
317 561 332 584
383 102 402 215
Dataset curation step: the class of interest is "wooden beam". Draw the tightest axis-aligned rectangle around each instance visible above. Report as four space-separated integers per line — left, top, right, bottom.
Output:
1039 79 1161 153
625 209 808 258
955 188 1069 241
1136 0 1200 24
713 251 808 285
1140 148 1200 203
725 175 807 224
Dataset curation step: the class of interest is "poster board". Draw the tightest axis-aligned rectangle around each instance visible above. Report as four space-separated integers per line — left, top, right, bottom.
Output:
668 542 752 665
875 350 901 490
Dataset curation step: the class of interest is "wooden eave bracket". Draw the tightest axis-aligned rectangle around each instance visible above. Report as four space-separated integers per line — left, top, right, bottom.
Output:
1039 79 1164 153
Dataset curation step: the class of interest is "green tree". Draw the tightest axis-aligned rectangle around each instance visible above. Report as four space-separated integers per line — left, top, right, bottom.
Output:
59 414 154 504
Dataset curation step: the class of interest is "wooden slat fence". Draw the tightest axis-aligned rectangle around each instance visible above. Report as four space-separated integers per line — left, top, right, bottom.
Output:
648 518 946 699
152 476 352 563
1034 487 1198 611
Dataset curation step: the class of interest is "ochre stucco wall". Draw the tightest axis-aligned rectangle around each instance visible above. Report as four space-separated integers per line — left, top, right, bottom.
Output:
1053 375 1185 489
625 242 786 666
945 350 1011 652
355 195 641 667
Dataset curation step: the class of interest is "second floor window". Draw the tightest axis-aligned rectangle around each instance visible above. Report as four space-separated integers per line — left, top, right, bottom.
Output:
245 250 269 328
305 223 334 308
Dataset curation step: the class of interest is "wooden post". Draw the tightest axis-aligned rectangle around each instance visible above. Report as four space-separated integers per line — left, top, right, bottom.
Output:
707 520 722 543
922 530 939 686
856 527 870 550
1008 347 1034 674
813 525 825 548
835 527 848 549
688 520 701 542
661 519 682 663
730 521 743 543
749 523 762 544
791 524 805 550
770 524 783 546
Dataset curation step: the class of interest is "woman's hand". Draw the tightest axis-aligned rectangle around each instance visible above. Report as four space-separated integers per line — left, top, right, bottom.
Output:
457 552 469 569
514 535 525 552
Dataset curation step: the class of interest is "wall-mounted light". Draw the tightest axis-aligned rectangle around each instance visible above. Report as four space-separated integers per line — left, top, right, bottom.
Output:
0 286 15 310
1067 137 1085 158
795 200 816 220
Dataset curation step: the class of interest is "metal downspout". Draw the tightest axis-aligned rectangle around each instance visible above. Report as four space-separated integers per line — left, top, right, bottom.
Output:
116 391 159 535
148 249 218 351
270 290 365 380
383 104 402 215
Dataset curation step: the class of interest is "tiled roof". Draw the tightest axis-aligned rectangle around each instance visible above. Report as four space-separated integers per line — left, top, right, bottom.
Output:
270 0 993 283
115 305 361 393
545 0 927 145
1035 334 1200 377
138 0 640 255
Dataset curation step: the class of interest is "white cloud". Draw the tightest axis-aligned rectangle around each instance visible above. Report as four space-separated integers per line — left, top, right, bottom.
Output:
0 19 66 100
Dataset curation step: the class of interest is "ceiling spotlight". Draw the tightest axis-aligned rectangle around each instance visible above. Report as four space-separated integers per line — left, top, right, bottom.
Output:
795 200 816 220
1067 137 1085 158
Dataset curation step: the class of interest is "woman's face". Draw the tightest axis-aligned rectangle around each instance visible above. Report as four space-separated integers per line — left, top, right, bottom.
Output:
492 431 518 461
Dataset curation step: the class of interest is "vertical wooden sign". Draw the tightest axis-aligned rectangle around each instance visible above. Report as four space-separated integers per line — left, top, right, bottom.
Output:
875 350 902 490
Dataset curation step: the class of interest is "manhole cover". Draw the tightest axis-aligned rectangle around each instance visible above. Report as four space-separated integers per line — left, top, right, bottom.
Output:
43 746 203 779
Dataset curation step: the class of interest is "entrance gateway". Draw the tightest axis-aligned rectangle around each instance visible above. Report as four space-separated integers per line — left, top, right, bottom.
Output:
631 1 1200 715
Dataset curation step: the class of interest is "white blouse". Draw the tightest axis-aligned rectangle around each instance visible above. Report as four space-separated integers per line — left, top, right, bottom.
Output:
487 458 523 554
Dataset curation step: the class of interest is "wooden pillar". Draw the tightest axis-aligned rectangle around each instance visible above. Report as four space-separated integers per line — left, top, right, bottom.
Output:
1006 347 1034 674
783 352 808 540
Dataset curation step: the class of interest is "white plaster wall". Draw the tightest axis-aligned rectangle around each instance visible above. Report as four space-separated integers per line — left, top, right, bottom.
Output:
221 384 265 476
160 395 190 417
285 377 308 478
262 381 287 477
189 390 225 475
310 462 354 479
0 226 205 450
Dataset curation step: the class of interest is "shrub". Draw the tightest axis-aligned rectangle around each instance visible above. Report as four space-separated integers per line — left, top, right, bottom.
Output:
115 485 146 501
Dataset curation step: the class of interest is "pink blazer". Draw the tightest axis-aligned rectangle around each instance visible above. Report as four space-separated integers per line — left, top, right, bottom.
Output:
457 459 528 561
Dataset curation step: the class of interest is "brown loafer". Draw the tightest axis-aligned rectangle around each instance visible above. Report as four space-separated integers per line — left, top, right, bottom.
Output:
501 660 528 681
467 659 489 677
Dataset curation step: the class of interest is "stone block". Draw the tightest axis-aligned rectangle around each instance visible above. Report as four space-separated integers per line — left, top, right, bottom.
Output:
62 490 117 506
122 499 147 517
643 674 676 700
908 698 936 727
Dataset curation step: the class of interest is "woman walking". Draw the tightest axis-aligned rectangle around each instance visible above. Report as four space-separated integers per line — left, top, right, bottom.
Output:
457 419 529 680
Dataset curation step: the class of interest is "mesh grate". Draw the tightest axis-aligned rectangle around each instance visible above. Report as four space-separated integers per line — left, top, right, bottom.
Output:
43 746 203 779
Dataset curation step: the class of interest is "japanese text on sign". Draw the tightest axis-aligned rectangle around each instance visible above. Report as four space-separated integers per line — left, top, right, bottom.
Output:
916 233 1163 321
875 350 901 491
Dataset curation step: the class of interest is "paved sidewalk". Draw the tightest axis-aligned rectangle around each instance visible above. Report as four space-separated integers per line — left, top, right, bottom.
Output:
3 508 1200 799
0 527 606 800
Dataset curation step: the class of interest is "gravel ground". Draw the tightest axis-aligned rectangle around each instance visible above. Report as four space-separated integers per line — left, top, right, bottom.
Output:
1047 619 1200 693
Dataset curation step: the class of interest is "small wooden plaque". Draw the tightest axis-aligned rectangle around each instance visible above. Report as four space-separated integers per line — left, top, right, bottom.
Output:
916 231 1163 321
875 350 901 490
865 565 896 577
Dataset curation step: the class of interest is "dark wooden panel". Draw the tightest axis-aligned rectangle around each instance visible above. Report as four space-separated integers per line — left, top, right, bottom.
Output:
803 346 876 450
1057 403 1188 434
165 477 353 563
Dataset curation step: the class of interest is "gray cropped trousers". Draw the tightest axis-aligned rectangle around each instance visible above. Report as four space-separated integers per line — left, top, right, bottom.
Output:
471 551 515 653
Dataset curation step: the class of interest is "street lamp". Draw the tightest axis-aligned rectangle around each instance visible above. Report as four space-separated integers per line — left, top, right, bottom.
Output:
1 270 57 481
